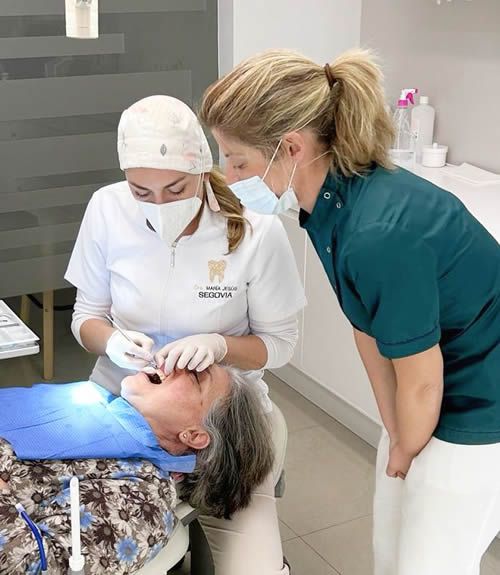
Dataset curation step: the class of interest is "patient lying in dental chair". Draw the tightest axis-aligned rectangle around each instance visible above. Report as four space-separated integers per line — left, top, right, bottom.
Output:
0 366 274 574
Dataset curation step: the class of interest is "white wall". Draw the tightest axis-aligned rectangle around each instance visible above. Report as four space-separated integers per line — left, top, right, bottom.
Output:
219 0 362 71
361 0 500 173
217 1 381 438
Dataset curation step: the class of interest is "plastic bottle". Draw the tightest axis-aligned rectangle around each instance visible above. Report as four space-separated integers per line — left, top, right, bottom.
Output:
411 95 435 163
390 88 418 162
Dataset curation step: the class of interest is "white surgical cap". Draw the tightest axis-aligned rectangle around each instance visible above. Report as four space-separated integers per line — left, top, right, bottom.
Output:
117 95 213 174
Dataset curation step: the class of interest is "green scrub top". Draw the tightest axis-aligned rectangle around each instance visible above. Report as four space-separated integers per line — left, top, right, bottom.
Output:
300 165 500 445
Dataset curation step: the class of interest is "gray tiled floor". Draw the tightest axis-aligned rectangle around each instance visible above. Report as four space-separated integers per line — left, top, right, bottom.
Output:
2 293 500 574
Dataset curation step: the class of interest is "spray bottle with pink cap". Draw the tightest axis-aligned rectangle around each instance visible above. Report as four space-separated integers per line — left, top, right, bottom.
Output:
390 88 418 162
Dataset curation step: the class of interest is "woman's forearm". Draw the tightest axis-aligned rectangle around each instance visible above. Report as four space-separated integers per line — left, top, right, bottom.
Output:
395 383 442 457
80 318 115 356
223 335 268 370
71 289 113 353
371 371 398 439
393 345 444 456
250 315 299 369
354 329 398 438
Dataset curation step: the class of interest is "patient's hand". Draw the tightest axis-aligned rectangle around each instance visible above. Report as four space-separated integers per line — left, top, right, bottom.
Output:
0 478 9 492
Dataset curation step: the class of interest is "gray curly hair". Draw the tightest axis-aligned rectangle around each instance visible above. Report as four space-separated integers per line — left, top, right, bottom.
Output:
179 368 275 519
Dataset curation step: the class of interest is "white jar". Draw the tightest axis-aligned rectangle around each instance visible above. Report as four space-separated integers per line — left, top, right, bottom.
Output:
422 143 448 168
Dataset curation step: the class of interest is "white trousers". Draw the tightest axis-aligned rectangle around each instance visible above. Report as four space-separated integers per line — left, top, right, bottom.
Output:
374 431 500 575
198 403 289 575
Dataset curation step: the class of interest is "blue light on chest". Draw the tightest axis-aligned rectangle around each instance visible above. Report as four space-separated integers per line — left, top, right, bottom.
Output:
0 381 195 474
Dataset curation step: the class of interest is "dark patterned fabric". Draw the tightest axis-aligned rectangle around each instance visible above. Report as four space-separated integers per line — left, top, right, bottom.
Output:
0 439 177 574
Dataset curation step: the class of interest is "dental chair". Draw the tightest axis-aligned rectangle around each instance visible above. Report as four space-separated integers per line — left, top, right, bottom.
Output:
137 401 288 575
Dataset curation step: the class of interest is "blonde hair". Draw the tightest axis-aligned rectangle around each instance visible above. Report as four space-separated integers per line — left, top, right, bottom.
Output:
208 166 248 253
200 49 395 177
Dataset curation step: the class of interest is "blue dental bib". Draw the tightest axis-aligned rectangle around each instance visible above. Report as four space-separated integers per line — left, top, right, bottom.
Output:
0 381 195 474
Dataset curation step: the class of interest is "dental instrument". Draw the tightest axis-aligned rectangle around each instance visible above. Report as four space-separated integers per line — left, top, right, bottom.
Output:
105 313 158 369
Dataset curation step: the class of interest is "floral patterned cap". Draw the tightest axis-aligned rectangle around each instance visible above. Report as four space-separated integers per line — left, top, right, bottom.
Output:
117 95 213 174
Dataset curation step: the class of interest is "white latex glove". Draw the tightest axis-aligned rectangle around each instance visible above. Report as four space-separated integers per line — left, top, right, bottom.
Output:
156 333 228 374
105 329 155 370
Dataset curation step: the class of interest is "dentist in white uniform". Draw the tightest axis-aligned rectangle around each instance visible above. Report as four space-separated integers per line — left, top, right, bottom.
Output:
65 95 305 575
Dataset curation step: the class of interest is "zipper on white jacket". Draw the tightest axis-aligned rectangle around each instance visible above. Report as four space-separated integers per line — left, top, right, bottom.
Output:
170 241 178 268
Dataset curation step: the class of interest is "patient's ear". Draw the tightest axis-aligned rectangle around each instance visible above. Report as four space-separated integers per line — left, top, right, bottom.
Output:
178 427 210 450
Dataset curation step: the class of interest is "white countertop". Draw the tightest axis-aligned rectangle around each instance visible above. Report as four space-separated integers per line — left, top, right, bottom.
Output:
396 160 500 242
0 300 39 360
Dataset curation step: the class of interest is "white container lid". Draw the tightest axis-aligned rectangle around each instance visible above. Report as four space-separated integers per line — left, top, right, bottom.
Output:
423 142 447 155
419 95 429 105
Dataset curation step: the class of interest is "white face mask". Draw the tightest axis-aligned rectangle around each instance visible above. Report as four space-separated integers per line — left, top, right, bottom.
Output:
229 140 299 215
138 177 203 246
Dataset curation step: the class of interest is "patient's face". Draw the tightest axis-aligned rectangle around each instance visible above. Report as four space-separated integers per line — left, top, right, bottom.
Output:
121 365 231 450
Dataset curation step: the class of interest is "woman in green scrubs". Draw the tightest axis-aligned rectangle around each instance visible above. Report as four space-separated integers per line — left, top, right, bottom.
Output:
200 49 500 575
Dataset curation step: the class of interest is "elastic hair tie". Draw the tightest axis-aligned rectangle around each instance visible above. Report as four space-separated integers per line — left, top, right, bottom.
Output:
324 63 337 89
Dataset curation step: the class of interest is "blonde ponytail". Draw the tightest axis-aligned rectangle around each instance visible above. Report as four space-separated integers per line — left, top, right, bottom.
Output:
208 167 248 254
327 50 394 175
200 49 395 177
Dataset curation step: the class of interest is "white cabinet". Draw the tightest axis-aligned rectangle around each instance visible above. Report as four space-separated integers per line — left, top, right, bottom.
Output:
279 211 380 427
301 240 379 422
279 212 306 370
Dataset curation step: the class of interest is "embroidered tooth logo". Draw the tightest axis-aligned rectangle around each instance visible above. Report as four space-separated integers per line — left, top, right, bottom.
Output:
208 260 226 283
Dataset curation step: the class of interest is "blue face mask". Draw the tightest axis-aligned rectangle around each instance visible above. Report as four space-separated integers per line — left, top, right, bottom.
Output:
229 139 299 215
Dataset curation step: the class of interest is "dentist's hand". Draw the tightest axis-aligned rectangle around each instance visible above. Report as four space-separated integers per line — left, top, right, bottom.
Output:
156 333 228 374
105 329 155 370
